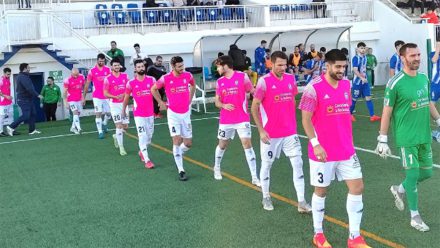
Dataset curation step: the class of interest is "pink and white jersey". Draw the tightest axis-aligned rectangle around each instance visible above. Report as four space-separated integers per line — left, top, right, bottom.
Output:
254 71 298 138
155 71 195 114
63 74 85 102
104 73 129 103
87 65 111 99
0 76 12 106
126 76 156 117
216 71 252 124
298 75 355 162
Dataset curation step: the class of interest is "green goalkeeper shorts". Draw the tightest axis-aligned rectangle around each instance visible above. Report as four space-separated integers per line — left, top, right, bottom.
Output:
398 144 433 169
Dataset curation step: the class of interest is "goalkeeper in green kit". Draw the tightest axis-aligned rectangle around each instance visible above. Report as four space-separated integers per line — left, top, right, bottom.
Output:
375 43 440 232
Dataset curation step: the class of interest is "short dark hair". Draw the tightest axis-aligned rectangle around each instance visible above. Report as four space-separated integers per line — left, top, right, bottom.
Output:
242 50 247 55
394 40 405 48
399 43 418 56
265 49 271 53
170 56 184 66
340 47 348 55
270 51 288 63
47 76 54 81
325 49 347 63
19 63 29 72
110 58 121 65
133 43 140 48
134 59 144 67
215 55 234 68
97 53 106 60
3 67 11 73
111 41 117 45
428 5 436 11
282 47 287 52
156 55 163 60
357 42 366 48
218 52 224 57
261 40 267 44
320 47 326 53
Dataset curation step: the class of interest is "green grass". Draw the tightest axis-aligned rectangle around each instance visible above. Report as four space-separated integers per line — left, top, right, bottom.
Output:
0 86 439 248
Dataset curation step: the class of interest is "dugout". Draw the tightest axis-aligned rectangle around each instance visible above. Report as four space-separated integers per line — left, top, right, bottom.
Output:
192 24 353 92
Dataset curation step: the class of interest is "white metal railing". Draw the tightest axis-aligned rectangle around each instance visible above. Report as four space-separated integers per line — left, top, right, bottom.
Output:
1 0 70 11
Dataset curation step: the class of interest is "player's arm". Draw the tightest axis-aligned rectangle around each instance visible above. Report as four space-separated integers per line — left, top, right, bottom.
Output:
189 83 196 105
353 67 366 82
83 76 92 105
0 84 12 100
376 85 395 158
63 86 69 109
389 56 396 77
151 84 167 111
251 98 270 144
301 110 327 162
430 102 440 127
121 93 130 118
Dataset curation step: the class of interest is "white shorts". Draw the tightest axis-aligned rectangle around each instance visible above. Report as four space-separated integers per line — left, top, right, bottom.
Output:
218 122 251 140
0 104 12 116
93 98 110 113
68 101 83 114
109 102 129 124
134 116 154 143
309 154 363 187
167 109 192 138
260 134 302 162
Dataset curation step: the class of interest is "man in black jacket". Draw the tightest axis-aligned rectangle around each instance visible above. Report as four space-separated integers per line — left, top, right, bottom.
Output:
6 63 43 136
147 56 167 118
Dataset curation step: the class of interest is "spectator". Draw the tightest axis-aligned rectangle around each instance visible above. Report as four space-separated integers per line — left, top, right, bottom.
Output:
407 0 426 16
6 63 44 136
18 0 31 9
312 0 327 18
264 49 272 72
243 50 258 86
40 76 61 121
107 41 126 72
303 52 322 83
420 5 439 23
289 46 303 68
225 0 240 4
307 44 318 60
147 56 167 118
172 0 187 7
143 57 154 69
211 52 224 78
228 44 246 71
187 0 200 6
366 47 378 88
319 46 326 54
255 40 267 75
146 0 159 7
281 47 287 54
130 43 148 65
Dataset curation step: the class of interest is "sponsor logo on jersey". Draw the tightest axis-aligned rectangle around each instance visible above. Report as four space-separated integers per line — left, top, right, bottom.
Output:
411 101 417 108
327 105 334 113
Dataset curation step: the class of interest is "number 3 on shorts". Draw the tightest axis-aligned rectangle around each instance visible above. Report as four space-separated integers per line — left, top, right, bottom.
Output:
317 172 324 183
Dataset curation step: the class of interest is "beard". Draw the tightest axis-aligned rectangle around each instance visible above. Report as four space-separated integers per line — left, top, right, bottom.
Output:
137 70 145 75
408 61 420 71
329 71 344 81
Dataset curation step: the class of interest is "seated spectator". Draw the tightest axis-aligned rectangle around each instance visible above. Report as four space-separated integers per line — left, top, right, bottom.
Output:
303 52 322 84
211 52 224 79
307 44 318 60
172 0 187 7
225 0 240 4
200 0 214 5
421 5 439 23
289 46 303 78
228 44 246 71
146 0 159 7
406 0 427 15
187 0 200 6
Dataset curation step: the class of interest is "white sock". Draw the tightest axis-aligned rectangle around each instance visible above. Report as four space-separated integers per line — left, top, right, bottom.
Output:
347 194 363 239
116 128 124 147
398 184 405 194
180 143 190 154
73 115 81 130
214 145 225 168
70 121 76 130
173 145 184 172
410 210 420 218
138 133 150 162
0 115 4 133
260 160 272 198
95 118 103 133
244 148 258 179
312 193 326 234
289 156 305 202
103 114 110 125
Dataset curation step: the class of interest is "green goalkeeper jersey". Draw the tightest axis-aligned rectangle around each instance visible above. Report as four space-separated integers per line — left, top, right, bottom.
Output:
384 71 431 147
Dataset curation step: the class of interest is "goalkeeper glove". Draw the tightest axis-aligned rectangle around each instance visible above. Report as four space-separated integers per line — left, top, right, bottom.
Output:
375 134 392 159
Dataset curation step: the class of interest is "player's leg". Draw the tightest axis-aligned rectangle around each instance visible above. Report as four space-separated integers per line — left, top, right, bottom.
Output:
69 102 81 134
363 83 380 121
237 123 259 186
102 99 111 132
0 106 6 134
259 138 280 211
93 98 104 138
168 111 187 180
337 154 369 247
350 81 361 121
214 125 233 180
310 160 334 248
135 116 155 168
282 135 311 213
111 103 126 156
